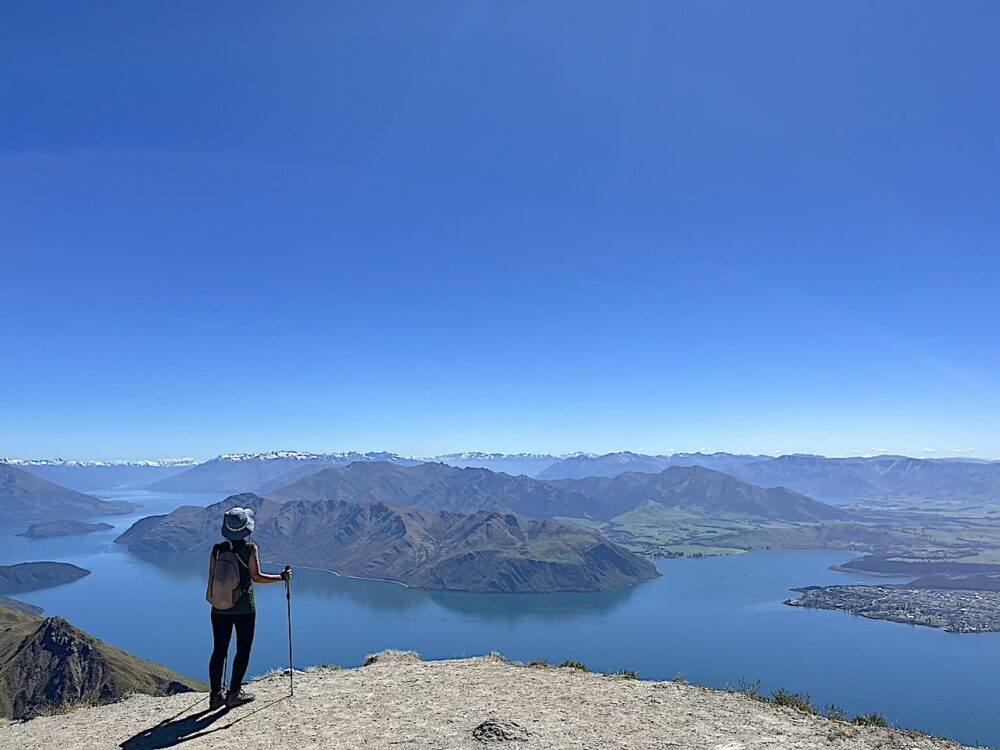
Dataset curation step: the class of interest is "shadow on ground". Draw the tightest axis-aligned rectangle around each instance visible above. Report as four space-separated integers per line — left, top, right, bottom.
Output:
120 696 289 749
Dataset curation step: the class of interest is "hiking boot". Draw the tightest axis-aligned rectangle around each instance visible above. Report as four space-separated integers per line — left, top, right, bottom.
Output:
209 690 227 710
226 689 256 708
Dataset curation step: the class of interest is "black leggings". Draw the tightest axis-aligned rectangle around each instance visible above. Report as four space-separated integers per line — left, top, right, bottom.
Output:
209 611 256 693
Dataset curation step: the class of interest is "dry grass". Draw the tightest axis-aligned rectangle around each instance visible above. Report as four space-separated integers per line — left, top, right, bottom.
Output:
363 649 421 666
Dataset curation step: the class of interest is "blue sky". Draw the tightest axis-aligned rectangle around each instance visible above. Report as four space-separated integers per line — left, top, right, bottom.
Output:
2 2 998 460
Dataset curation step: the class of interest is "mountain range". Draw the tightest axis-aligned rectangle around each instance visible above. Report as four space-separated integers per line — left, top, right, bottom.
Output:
430 452 564 477
551 466 850 522
537 451 770 480
269 461 606 519
9 450 999 506
115 493 660 593
0 465 138 527
537 452 1000 505
269 461 848 523
728 454 1000 504
0 606 200 719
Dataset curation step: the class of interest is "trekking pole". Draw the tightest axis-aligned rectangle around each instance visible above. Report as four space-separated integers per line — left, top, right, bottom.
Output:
284 566 293 696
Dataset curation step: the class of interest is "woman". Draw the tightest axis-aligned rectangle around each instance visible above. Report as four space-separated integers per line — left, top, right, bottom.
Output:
207 506 291 709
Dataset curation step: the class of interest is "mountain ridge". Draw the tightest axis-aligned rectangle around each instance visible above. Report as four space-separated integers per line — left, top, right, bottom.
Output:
269 461 608 519
553 465 851 522
115 493 659 593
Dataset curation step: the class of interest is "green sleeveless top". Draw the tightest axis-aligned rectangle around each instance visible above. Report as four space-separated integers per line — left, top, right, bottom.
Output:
211 540 256 615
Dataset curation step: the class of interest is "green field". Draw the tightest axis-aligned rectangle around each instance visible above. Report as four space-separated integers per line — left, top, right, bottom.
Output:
561 499 1000 563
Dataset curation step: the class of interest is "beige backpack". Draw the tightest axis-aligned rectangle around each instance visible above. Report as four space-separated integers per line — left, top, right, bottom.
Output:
206 542 250 609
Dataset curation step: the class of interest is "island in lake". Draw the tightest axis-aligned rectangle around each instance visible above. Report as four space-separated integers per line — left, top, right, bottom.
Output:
17 520 115 538
0 562 92 594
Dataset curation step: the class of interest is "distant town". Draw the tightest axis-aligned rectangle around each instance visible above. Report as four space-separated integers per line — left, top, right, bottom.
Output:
786 585 1000 633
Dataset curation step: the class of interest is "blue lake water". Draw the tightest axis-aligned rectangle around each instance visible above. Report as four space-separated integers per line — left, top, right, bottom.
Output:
3 489 1000 747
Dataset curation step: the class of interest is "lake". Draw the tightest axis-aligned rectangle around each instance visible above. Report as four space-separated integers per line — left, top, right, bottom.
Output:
4 489 1000 747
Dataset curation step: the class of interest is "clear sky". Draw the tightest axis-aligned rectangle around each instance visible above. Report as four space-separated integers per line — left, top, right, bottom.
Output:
2 2 998 461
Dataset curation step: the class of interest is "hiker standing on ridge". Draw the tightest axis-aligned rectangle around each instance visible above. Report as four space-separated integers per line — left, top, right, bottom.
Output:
206 506 292 709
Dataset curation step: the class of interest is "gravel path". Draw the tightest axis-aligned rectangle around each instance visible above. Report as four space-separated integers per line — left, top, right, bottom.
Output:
0 651 967 750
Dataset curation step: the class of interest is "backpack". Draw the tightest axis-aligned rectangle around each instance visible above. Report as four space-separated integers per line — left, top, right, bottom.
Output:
206 541 251 610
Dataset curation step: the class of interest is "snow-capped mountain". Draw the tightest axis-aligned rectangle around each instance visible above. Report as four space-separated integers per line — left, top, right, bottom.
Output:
1 458 200 492
2 458 199 468
148 451 422 494
214 451 408 464
429 452 563 477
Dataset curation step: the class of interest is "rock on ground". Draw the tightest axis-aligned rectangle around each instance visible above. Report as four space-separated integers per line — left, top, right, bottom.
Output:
0 651 968 750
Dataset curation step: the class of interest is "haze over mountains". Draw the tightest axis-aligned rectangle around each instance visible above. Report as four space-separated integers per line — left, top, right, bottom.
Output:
552 466 850 522
0 458 196 492
146 451 422 493
537 452 770 480
116 493 659 593
0 465 138 527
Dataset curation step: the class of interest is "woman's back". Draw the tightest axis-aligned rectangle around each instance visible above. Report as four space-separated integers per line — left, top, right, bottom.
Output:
210 539 256 615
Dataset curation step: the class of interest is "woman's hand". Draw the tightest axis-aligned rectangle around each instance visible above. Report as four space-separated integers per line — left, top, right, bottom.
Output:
281 567 293 581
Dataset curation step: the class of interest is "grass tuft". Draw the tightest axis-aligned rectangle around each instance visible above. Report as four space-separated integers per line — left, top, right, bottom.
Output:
559 660 589 671
771 688 816 714
852 712 889 727
823 704 848 722
737 679 766 702
363 649 421 666
612 669 639 680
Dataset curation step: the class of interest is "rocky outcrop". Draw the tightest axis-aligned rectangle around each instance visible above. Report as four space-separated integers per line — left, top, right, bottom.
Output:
0 608 201 719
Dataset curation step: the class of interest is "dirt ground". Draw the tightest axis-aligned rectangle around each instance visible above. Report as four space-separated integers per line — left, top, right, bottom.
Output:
0 651 967 750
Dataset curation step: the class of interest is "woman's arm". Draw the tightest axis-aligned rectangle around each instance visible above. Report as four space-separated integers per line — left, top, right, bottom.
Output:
249 546 291 584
